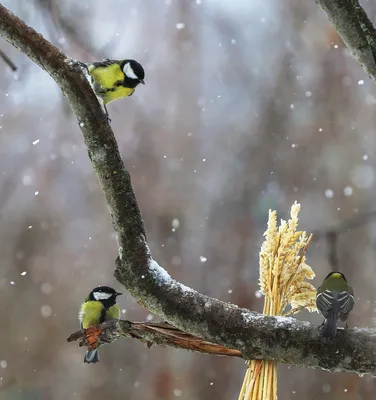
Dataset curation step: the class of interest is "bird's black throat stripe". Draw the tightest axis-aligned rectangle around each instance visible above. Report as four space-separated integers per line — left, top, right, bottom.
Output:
99 306 107 324
99 297 117 323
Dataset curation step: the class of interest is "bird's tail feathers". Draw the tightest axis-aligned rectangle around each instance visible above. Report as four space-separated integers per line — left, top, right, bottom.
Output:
323 311 338 338
84 349 99 364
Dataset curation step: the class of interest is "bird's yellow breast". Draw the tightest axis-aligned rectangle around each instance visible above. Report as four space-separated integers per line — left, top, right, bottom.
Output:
106 304 121 320
79 301 120 329
104 86 135 104
88 63 135 104
88 63 124 89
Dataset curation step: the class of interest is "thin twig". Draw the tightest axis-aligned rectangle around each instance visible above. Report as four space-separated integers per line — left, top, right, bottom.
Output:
312 210 376 269
0 48 16 70
312 210 376 239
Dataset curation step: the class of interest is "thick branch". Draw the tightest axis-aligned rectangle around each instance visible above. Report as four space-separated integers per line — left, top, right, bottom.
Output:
314 0 376 80
66 317 376 376
1 2 376 377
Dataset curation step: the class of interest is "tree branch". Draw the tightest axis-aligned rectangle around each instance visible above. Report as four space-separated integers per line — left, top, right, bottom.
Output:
67 320 243 359
314 0 376 81
66 317 376 376
1 2 376 377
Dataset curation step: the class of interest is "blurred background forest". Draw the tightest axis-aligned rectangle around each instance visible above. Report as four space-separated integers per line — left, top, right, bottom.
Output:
0 0 375 399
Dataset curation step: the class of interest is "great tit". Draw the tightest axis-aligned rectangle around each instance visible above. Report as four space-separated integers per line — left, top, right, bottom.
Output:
79 286 122 363
316 272 354 338
81 59 145 117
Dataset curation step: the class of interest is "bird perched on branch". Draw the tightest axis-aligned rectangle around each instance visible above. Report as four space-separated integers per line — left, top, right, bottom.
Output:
79 59 145 118
79 286 122 363
316 272 354 338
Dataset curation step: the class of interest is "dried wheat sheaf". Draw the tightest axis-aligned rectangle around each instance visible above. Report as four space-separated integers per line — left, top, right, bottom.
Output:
238 202 316 400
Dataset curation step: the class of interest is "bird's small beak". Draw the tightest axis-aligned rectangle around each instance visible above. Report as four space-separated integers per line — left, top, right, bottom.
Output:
140 79 145 85
116 292 122 296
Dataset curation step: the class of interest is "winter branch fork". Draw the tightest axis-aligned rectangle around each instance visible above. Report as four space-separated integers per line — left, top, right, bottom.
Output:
1 0 376 377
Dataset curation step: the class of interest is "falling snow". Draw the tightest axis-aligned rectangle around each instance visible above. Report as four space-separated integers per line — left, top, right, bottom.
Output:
22 175 33 186
322 383 331 393
351 165 375 189
41 282 52 294
41 305 52 318
325 189 334 198
1 3 374 398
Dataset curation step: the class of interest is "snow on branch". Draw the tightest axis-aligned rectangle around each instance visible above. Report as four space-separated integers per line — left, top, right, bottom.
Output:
66 314 376 377
2 1 376 377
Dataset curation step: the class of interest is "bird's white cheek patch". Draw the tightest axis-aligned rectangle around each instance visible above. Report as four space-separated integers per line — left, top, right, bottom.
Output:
93 292 112 300
123 63 138 80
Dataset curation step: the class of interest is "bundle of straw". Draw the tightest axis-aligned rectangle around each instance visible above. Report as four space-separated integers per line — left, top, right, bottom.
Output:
238 202 317 400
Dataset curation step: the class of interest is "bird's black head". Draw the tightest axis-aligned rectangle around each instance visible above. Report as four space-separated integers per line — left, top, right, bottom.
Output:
122 59 145 86
324 271 347 282
89 286 122 307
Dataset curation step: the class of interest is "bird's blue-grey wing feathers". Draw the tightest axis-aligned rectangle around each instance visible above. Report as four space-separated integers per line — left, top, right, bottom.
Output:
337 291 355 314
316 290 334 311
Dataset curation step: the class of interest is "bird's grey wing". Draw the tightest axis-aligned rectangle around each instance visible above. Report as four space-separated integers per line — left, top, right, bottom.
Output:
337 291 355 314
92 59 116 68
316 290 334 316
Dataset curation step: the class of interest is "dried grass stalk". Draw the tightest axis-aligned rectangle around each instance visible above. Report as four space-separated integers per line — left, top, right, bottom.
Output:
238 202 316 400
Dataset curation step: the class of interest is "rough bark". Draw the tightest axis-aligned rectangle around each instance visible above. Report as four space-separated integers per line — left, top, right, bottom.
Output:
314 0 376 80
67 318 376 376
